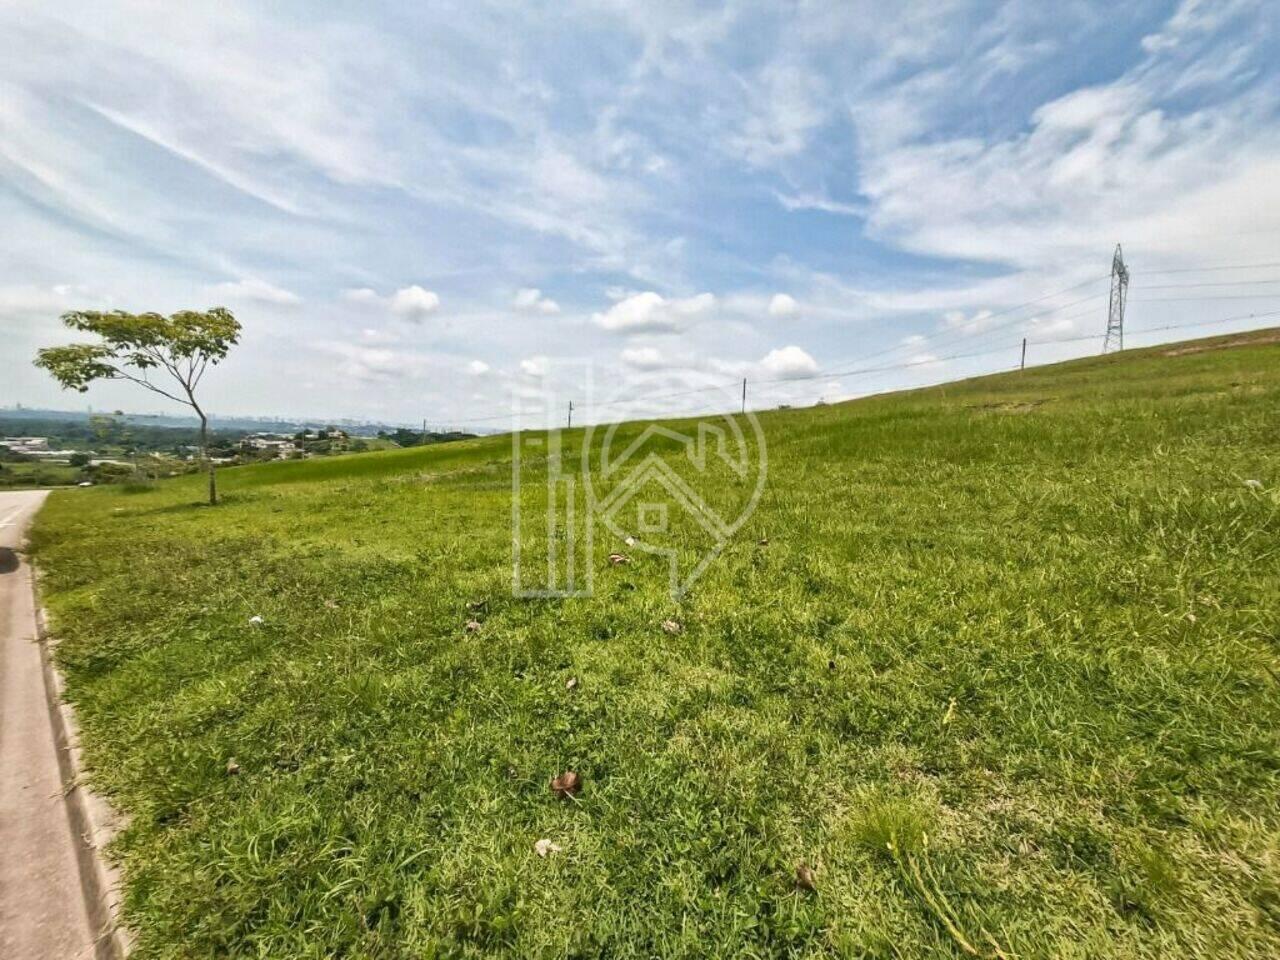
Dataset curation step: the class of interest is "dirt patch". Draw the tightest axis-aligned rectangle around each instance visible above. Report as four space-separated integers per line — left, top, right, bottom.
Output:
968 399 1049 414
1162 329 1280 357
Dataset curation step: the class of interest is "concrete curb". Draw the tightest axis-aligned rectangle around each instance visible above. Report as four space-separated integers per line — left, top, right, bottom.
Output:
30 573 133 960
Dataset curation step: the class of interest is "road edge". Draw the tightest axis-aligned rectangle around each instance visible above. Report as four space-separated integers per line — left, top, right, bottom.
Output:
30 569 133 959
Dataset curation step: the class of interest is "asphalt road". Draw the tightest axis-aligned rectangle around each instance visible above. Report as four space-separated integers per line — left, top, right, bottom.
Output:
0 489 99 959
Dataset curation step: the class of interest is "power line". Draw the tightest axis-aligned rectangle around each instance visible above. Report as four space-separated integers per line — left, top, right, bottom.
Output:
1132 260 1280 275
1132 278 1280 289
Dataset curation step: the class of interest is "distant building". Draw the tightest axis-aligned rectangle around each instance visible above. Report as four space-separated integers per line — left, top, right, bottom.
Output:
240 433 299 458
2 436 50 453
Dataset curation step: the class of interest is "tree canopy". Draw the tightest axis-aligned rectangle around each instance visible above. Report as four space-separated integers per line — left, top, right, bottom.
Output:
35 308 240 405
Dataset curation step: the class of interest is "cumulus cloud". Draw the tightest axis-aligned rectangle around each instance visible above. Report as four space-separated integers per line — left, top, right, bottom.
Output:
519 355 549 377
592 291 715 333
210 277 300 305
759 345 819 379
390 285 441 321
342 285 441 321
513 287 560 314
466 359 490 375
768 293 799 317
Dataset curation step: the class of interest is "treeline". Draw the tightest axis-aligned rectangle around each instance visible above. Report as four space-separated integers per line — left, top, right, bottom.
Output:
0 415 244 455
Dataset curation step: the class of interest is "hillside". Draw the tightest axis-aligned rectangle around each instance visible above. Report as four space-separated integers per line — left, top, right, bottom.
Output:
29 330 1280 959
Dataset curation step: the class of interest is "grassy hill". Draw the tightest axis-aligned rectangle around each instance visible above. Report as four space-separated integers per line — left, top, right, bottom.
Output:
29 330 1280 958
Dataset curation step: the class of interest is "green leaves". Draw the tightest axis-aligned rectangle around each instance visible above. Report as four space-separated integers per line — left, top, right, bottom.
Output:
33 343 119 392
34 308 241 395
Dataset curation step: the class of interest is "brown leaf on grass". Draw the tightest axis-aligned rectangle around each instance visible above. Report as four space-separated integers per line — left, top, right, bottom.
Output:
323 598 339 609
758 537 770 546
608 553 630 566
661 619 682 635
565 677 578 691
550 770 582 799
465 619 483 633
226 758 240 776
795 862 817 891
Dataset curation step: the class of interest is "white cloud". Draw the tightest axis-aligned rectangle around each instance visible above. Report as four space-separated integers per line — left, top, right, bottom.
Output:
210 277 300 305
620 346 665 370
774 191 866 217
341 284 441 321
730 63 828 167
343 287 382 304
314 342 417 384
466 359 490 375
513 287 560 314
759 345 819 379
390 285 441 321
768 293 799 317
592 291 715 333
519 355 549 377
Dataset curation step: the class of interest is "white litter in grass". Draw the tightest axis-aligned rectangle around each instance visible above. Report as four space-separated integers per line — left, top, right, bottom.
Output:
1244 479 1264 490
534 839 563 857
624 536 636 547
248 615 264 625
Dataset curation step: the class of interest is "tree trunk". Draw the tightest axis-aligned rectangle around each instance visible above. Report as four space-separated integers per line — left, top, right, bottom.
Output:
200 413 217 505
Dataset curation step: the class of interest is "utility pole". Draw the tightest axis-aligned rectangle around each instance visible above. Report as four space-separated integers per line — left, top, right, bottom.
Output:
421 418 428 445
741 378 747 414
566 401 573 429
1103 243 1129 354
1020 338 1027 371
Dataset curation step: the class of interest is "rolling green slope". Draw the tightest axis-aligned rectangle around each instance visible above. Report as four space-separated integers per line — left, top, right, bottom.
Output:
30 330 1280 958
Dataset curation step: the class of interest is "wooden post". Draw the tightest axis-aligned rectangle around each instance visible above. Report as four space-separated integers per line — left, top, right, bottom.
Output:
567 401 573 429
741 378 747 414
1020 338 1027 371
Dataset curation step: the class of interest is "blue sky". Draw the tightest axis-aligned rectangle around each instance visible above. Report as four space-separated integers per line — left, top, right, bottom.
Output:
2 0 1278 427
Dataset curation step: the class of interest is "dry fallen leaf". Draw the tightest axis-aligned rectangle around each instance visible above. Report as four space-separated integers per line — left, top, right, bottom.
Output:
565 677 578 691
624 536 636 547
550 770 582 799
534 838 563 858
608 553 630 566
661 619 682 635
465 619 482 633
226 758 240 776
323 599 339 609
758 537 770 546
795 862 817 891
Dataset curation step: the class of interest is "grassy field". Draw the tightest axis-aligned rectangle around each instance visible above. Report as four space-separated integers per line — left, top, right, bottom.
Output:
29 331 1280 958
0 460 83 488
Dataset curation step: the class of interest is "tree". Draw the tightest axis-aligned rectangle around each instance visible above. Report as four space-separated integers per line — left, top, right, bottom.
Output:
69 452 91 468
35 308 241 505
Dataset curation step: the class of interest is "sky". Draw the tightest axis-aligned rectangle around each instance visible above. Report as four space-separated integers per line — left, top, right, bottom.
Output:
1 0 1278 428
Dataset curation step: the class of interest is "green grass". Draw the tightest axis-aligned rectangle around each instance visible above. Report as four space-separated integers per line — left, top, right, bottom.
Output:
0 460 83 487
29 330 1280 958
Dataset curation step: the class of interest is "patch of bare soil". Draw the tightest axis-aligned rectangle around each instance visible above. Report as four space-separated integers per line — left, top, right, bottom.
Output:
1162 328 1280 357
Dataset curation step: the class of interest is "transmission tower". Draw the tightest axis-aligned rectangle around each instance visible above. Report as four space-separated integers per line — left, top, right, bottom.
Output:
1103 243 1129 353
